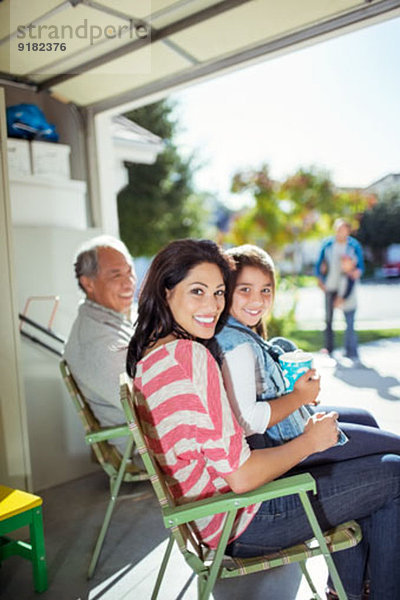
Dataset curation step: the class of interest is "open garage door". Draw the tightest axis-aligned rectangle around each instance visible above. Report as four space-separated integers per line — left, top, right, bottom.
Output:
1 0 400 115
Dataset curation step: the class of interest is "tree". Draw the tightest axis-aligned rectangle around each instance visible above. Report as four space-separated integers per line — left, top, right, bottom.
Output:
117 100 206 257
229 165 294 253
228 165 370 256
380 185 400 206
356 201 400 263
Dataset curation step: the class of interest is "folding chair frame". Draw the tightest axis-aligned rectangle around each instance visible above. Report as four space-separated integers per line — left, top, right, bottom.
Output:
60 360 148 578
120 373 362 600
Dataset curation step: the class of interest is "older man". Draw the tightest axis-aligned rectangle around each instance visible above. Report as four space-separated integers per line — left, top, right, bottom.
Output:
64 235 136 452
315 218 364 362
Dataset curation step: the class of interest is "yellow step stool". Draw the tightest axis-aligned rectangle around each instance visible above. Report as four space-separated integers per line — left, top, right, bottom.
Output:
0 485 48 592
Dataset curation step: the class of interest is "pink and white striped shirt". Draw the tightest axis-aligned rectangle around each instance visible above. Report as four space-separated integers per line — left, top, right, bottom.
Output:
134 338 260 549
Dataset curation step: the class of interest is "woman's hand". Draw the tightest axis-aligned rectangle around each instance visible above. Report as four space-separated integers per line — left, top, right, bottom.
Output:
303 411 339 453
225 410 341 493
268 369 320 426
293 368 321 406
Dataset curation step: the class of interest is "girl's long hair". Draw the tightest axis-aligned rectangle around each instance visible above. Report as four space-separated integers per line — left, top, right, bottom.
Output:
226 244 276 339
127 239 233 378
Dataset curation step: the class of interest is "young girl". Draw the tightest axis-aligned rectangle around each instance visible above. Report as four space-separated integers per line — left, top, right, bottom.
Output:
126 238 400 599
216 243 400 463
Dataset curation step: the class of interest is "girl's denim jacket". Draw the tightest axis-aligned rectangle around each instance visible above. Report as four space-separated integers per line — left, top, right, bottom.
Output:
216 316 310 446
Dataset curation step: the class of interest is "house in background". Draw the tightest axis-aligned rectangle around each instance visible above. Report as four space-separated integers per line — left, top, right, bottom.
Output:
364 173 400 276
364 172 400 197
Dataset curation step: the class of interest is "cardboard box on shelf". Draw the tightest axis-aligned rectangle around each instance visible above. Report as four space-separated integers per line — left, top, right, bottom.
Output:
7 138 31 177
10 177 87 229
30 140 71 179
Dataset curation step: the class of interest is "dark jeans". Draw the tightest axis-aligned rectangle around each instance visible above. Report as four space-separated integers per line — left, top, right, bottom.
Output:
227 453 400 599
239 407 400 598
302 422 400 466
249 406 400 465
325 291 358 357
301 406 400 466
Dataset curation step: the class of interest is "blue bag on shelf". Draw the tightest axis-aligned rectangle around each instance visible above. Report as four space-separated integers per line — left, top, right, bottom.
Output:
6 104 59 141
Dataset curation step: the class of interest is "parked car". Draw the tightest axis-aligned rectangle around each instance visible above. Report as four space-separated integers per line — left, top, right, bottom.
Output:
382 262 400 278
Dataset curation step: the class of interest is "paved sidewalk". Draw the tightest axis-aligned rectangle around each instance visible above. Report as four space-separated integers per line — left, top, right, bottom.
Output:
294 336 400 598
313 337 400 435
290 281 400 331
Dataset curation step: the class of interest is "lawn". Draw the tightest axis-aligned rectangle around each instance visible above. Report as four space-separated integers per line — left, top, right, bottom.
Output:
289 328 400 353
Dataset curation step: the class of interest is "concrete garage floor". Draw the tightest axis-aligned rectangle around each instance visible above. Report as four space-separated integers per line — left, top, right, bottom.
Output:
2 338 399 600
0 473 310 600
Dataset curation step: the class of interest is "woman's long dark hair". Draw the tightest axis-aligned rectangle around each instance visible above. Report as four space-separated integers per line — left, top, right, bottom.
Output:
226 244 276 339
127 239 233 378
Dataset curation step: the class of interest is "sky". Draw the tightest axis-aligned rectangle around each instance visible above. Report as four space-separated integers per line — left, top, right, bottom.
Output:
171 15 400 209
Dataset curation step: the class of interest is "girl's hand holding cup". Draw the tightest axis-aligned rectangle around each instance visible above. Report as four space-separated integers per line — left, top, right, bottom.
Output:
294 368 321 405
279 350 320 405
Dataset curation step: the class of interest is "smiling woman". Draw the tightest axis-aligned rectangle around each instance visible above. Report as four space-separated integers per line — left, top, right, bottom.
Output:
165 262 226 340
126 238 232 371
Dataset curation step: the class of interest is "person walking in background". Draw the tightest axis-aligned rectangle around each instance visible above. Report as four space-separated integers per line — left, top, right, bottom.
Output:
315 218 364 363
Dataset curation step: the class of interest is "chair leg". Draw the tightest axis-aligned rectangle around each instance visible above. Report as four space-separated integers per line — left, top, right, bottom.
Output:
299 492 348 600
30 506 48 592
151 535 175 600
299 560 322 600
200 510 237 600
197 572 208 599
109 474 117 494
87 437 134 579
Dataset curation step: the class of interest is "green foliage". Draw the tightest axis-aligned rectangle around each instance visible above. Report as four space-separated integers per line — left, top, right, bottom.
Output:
265 276 298 338
266 311 296 339
124 100 175 138
281 274 316 288
228 165 370 255
117 100 207 257
229 165 291 253
279 167 336 220
356 202 400 263
290 329 400 353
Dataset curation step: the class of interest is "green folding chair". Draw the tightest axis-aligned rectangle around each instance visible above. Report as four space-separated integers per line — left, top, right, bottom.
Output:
0 485 48 593
60 360 149 578
120 373 362 600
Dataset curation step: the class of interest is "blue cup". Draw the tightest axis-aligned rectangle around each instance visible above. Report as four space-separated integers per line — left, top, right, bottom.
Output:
279 351 313 392
279 350 348 446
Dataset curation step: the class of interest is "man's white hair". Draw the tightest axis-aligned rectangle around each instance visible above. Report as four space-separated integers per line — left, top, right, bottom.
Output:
74 235 132 292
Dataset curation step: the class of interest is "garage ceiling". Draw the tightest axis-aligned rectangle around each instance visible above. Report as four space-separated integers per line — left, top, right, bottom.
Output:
1 0 400 114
